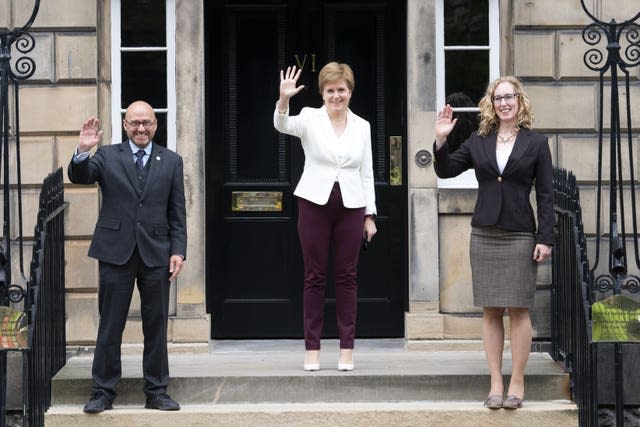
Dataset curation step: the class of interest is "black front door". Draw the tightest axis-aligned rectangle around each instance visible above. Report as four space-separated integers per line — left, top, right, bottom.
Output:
205 0 407 338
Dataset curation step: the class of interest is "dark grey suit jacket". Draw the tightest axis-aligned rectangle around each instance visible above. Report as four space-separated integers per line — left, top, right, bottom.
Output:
434 129 554 245
68 142 187 267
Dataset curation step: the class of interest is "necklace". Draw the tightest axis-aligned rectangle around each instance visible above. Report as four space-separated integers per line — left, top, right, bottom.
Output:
497 129 517 144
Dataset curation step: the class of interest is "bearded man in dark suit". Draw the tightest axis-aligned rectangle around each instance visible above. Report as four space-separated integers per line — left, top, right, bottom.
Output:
68 100 186 413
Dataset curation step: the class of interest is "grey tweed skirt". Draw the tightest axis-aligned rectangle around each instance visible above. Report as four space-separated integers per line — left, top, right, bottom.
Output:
470 226 538 308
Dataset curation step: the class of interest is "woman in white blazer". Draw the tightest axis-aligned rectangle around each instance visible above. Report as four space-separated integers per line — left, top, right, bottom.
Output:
274 63 377 371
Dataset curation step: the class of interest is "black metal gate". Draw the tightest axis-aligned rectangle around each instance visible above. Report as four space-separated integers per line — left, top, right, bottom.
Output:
1 2 69 426
550 3 640 426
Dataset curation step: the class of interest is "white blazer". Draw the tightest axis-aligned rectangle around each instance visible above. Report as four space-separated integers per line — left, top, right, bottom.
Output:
274 105 377 216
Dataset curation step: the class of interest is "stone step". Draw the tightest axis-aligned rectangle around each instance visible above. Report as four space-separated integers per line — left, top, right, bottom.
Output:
45 401 579 427
50 339 571 405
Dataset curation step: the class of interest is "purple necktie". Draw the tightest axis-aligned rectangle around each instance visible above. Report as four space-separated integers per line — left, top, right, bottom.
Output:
135 150 145 171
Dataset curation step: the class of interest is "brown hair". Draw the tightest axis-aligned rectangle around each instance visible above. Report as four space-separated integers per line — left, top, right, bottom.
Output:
318 62 355 94
477 76 533 136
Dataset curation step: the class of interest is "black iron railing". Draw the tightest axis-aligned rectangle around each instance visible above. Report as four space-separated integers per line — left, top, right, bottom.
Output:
573 2 640 426
552 167 598 426
1 168 67 427
28 168 67 426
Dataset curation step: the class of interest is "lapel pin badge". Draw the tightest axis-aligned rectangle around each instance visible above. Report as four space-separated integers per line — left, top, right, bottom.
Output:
156 156 161 161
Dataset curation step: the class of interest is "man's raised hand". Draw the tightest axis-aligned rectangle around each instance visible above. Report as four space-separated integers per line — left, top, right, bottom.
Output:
78 117 103 153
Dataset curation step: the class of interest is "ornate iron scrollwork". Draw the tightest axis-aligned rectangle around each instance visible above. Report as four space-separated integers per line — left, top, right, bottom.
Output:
7 284 27 303
582 24 606 71
595 274 615 293
595 274 640 294
622 23 640 67
12 31 37 80
581 21 640 72
623 275 640 293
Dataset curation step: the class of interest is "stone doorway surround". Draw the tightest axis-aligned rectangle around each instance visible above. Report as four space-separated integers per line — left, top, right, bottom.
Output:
63 0 476 347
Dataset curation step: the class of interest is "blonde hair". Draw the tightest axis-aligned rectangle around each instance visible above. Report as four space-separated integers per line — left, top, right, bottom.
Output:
318 62 355 93
477 76 533 136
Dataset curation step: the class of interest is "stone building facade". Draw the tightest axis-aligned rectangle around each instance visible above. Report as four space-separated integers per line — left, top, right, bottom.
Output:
2 0 639 347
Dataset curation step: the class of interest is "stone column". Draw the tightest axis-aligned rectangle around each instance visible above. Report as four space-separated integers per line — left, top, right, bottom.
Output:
405 0 443 341
173 0 209 342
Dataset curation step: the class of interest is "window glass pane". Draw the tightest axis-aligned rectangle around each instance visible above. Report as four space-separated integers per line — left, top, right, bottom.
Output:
121 0 166 47
120 112 167 148
445 93 480 152
444 0 488 45
121 51 167 108
445 50 488 106
153 112 167 147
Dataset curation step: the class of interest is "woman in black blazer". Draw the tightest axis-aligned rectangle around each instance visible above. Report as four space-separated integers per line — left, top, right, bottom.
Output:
433 76 553 410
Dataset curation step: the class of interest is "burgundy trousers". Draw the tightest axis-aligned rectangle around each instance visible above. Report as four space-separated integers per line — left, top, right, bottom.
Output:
297 182 365 350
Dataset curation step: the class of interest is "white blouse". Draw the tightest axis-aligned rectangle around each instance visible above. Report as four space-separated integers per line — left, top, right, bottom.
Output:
496 144 514 174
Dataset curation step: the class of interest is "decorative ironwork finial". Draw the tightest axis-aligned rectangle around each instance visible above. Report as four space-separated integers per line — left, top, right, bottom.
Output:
0 0 41 80
581 0 640 72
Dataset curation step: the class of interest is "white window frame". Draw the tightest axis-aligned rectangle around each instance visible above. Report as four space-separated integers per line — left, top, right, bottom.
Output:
435 0 500 188
111 0 177 151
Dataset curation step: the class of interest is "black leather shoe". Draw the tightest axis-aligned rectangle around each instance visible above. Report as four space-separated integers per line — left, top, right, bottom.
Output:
145 394 180 411
83 393 113 413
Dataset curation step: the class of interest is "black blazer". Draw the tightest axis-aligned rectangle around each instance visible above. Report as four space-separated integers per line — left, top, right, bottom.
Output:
68 142 187 267
434 129 554 245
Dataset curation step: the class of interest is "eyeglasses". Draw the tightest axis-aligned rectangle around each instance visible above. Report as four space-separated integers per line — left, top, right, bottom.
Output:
492 93 519 104
124 119 156 128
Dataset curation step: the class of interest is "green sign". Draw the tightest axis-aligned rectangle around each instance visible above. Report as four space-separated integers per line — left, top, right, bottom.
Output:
0 306 28 350
592 295 640 343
